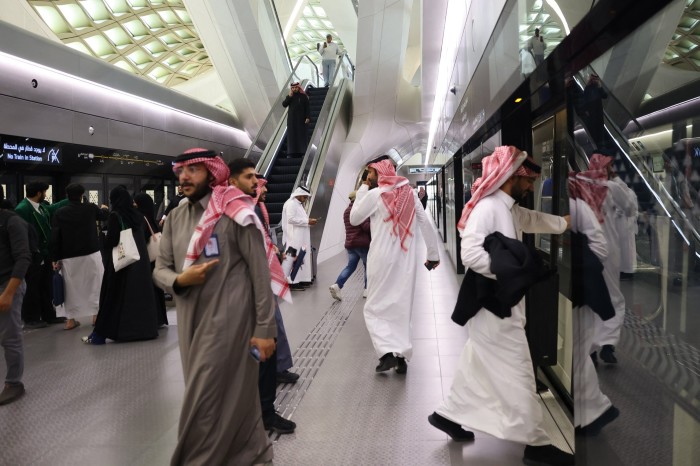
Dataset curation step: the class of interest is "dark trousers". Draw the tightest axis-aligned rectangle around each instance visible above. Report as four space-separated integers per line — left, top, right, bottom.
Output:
21 260 55 323
259 349 278 420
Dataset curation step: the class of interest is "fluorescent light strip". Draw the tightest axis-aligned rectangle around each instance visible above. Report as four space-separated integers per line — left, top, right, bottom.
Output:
284 0 306 39
545 0 570 35
0 50 248 139
426 0 470 166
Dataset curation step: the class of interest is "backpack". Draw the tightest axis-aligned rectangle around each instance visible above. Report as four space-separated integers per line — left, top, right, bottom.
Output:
0 210 42 266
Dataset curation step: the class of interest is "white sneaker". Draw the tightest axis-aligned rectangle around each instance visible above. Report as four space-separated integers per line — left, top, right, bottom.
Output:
329 283 342 301
363 288 367 298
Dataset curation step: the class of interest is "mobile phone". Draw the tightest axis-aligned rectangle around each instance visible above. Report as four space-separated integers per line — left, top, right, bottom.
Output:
424 260 439 271
361 169 369 181
250 346 261 362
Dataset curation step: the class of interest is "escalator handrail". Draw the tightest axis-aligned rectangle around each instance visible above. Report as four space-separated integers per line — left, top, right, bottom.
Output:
244 55 321 161
292 53 354 196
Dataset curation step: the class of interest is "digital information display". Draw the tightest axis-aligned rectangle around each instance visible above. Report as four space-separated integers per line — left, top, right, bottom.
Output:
1 135 173 177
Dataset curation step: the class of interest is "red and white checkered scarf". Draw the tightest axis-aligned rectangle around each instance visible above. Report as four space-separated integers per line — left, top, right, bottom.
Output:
457 146 535 231
369 159 415 252
589 153 613 171
568 169 609 224
174 151 290 302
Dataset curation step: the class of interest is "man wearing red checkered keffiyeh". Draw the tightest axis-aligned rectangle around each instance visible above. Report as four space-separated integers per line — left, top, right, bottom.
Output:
153 148 278 466
583 153 637 368
431 146 573 466
349 156 440 374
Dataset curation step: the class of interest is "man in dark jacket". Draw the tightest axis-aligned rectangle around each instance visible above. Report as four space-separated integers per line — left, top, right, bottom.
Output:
330 191 371 301
282 82 310 157
0 186 31 405
51 184 109 330
14 181 68 328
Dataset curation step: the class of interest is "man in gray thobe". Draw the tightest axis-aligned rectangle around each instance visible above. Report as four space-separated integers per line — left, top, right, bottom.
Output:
154 148 276 466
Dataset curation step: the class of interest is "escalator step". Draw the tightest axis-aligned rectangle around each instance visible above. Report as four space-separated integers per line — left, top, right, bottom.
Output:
265 193 290 203
265 202 285 213
267 183 295 193
274 158 303 166
268 174 298 183
271 167 301 176
269 213 282 225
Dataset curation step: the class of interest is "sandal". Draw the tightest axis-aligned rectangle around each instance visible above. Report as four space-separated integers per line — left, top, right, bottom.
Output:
63 320 81 331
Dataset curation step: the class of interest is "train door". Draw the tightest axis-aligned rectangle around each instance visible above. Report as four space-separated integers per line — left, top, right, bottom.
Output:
106 176 135 200
530 110 573 399
137 177 169 219
69 175 105 206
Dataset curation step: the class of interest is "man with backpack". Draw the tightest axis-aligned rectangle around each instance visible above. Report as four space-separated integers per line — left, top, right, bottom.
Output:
0 186 32 405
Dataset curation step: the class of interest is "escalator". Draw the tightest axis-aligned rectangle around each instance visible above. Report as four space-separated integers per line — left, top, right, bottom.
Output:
264 85 329 225
246 53 356 242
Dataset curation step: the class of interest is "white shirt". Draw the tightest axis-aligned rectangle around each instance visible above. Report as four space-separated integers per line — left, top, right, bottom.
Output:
319 41 340 60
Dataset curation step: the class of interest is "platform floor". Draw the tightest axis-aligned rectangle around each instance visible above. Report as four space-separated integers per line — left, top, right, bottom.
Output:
1 235 574 466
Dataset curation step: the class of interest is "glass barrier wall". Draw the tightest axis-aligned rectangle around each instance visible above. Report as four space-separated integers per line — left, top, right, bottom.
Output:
567 3 700 464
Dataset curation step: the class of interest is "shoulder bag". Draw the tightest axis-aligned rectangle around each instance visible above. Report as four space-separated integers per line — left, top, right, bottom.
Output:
112 213 140 272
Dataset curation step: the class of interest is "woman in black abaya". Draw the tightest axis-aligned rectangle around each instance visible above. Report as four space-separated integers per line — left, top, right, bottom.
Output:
134 192 168 327
83 186 158 344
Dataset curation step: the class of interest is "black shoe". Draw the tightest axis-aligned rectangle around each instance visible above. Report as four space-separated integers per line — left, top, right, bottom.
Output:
300 281 313 287
375 353 397 372
536 378 549 393
290 284 305 291
428 412 474 441
277 370 300 384
523 444 574 466
575 405 619 436
0 382 25 406
590 351 598 368
620 272 634 281
599 345 618 364
396 357 407 374
47 317 67 324
263 412 296 434
23 321 48 330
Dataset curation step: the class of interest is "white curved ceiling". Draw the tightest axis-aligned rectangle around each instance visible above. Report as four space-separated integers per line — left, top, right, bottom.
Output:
27 0 212 87
286 0 346 68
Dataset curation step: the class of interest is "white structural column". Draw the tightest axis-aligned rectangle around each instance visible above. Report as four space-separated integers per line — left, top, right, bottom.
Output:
184 0 291 137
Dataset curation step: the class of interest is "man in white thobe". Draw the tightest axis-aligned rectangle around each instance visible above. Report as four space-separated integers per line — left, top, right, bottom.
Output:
611 173 638 278
569 170 620 436
350 157 439 374
588 154 636 365
429 146 573 466
281 186 318 290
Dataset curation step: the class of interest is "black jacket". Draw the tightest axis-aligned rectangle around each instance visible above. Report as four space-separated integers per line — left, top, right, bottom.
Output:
452 232 551 326
51 202 109 260
570 232 615 321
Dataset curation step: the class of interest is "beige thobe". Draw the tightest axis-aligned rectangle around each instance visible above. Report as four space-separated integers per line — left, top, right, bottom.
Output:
154 194 276 466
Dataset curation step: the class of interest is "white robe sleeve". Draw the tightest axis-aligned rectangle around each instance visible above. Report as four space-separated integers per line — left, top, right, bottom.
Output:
286 201 309 226
413 192 440 261
572 199 608 260
513 206 567 234
460 204 496 279
608 180 635 217
350 185 379 226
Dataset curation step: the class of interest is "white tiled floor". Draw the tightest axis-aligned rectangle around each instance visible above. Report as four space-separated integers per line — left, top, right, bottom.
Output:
1 221 573 465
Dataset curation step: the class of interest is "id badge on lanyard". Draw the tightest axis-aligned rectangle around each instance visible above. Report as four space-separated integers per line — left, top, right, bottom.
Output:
204 233 220 258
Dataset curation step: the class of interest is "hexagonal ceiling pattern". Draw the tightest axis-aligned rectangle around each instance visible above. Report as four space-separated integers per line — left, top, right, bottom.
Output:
519 0 566 56
286 0 346 68
664 0 700 71
27 0 212 87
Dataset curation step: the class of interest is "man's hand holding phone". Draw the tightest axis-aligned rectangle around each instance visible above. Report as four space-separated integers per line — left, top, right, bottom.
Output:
424 260 440 271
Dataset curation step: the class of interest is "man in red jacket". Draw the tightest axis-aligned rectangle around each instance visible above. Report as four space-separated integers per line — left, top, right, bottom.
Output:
329 191 370 301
